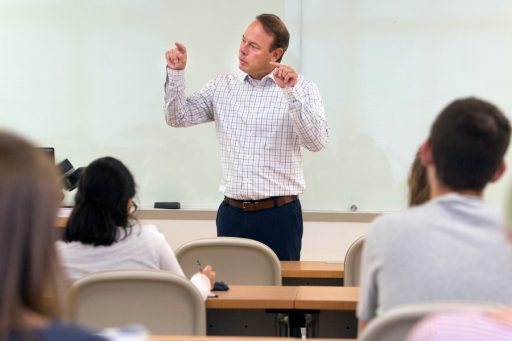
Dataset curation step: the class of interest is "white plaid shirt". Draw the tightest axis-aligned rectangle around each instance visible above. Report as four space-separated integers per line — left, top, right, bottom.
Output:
164 68 328 200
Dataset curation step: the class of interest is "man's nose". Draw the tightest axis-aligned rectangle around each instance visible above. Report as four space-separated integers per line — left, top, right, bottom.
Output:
239 43 248 55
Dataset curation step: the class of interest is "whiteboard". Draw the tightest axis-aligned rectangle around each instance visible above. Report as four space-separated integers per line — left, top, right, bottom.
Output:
1 0 512 211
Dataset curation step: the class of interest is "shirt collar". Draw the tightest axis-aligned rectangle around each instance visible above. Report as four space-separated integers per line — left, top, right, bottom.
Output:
237 70 276 86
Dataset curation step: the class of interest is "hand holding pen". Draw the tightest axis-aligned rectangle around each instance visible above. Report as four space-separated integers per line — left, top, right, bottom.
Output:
197 260 216 289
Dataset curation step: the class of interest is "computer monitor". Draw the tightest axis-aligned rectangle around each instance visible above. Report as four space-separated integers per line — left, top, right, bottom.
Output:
38 147 55 164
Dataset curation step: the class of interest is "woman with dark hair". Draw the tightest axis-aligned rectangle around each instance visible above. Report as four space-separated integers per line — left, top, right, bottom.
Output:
57 157 214 300
0 130 103 340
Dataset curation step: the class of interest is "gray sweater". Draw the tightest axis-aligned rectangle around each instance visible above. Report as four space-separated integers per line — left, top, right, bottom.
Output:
357 193 512 321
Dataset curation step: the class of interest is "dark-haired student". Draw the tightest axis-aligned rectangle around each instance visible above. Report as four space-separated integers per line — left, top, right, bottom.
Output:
57 157 215 300
0 130 104 340
357 97 512 332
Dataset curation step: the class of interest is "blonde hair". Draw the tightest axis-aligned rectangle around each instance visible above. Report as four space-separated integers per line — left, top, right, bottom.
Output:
408 150 430 206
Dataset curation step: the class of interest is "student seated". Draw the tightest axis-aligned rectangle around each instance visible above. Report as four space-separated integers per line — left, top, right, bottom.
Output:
357 97 512 332
408 149 430 206
407 188 512 340
57 156 214 300
0 130 104 340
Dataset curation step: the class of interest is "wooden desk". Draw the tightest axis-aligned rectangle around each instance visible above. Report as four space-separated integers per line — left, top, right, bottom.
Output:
295 286 359 310
56 216 67 228
205 286 359 338
295 286 359 338
151 336 355 341
281 261 344 279
205 285 359 310
206 285 297 337
280 261 344 286
206 285 298 309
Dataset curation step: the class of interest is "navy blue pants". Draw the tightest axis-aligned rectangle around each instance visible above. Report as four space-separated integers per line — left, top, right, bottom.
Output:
216 198 303 261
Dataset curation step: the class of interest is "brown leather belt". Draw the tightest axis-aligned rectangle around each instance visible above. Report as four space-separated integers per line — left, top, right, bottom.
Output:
224 195 298 212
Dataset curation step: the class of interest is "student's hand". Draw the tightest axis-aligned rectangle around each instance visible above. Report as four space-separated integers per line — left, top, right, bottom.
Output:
165 42 187 70
201 265 216 289
271 62 298 88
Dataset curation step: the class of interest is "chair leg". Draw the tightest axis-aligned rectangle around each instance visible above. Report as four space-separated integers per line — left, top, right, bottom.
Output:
305 312 319 338
276 313 289 337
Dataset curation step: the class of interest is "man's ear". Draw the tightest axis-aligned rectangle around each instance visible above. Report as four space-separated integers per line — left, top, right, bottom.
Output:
491 160 507 183
419 140 433 167
271 48 284 62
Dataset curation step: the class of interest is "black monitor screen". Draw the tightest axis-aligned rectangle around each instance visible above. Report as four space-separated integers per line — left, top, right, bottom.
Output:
38 147 55 164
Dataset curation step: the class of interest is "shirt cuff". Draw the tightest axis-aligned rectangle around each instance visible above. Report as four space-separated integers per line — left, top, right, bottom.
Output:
190 273 212 301
165 67 185 85
283 75 306 102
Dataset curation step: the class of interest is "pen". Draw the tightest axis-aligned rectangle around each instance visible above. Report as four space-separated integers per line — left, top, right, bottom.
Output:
196 260 203 272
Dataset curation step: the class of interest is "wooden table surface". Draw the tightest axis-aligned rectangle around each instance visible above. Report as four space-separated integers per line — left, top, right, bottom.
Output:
280 261 344 279
205 285 359 311
294 286 359 310
206 285 299 309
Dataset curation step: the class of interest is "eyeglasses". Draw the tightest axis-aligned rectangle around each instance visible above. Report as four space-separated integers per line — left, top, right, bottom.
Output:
129 201 138 214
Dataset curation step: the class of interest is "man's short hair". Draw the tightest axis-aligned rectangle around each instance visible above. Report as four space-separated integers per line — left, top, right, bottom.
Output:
429 97 510 190
256 14 289 62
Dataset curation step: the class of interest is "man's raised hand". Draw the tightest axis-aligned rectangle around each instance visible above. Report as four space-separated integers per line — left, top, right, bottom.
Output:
165 42 187 70
271 62 298 88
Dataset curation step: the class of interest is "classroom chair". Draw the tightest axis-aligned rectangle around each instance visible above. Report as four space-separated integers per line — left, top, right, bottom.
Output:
358 301 497 341
343 235 365 286
175 237 282 285
66 269 206 335
176 237 288 336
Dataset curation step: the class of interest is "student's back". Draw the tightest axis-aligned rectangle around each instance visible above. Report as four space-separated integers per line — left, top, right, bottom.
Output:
359 192 512 320
58 224 180 282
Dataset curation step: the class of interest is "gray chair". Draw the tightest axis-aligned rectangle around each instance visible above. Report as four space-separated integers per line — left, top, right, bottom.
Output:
176 237 286 336
358 301 498 341
175 236 282 285
343 235 365 286
67 269 206 335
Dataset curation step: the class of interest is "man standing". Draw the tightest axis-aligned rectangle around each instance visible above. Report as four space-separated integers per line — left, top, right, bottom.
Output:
164 14 328 260
357 97 512 332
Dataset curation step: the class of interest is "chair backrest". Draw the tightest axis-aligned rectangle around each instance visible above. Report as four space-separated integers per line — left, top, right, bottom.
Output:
175 237 282 285
358 301 498 341
67 269 206 335
343 235 365 286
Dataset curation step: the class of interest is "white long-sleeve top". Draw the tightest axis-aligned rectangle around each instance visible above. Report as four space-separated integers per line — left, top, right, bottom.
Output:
56 224 211 300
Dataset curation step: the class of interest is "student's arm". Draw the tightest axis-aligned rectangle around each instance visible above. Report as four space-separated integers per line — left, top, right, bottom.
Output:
191 265 215 301
356 222 381 328
149 226 214 301
149 226 186 276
